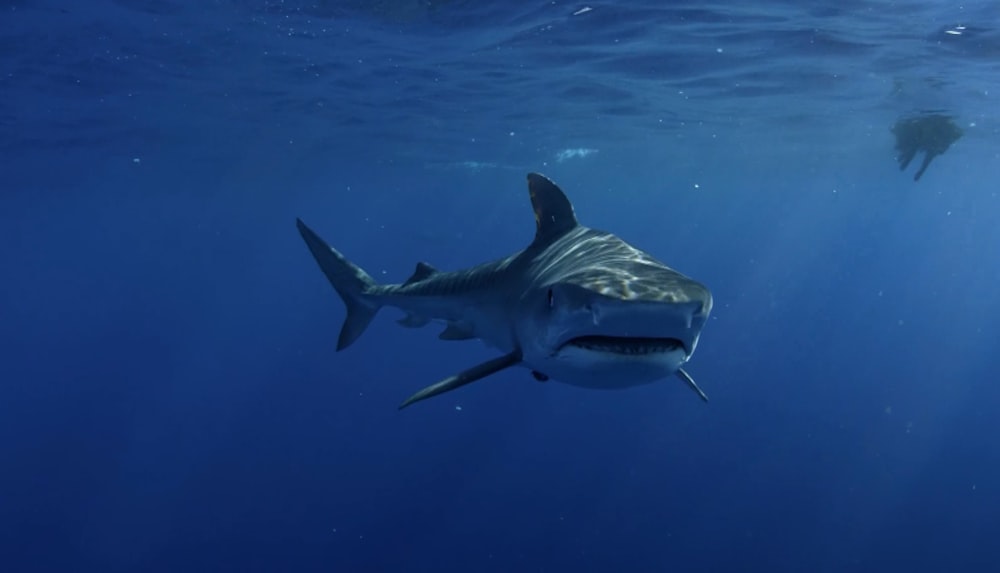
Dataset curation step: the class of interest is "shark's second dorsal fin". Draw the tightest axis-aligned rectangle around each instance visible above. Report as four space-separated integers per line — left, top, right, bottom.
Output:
403 261 438 285
527 173 578 245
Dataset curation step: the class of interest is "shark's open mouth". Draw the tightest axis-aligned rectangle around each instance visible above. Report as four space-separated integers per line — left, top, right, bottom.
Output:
564 336 685 356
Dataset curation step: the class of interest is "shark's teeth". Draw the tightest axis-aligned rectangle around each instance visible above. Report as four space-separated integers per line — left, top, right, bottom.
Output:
566 336 684 356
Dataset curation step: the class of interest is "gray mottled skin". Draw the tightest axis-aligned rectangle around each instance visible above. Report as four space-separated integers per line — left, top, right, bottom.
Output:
297 173 713 409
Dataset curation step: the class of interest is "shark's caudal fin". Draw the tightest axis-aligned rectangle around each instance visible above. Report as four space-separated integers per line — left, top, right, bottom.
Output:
296 219 379 350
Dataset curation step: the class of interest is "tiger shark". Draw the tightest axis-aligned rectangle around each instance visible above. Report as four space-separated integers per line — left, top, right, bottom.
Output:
297 173 712 409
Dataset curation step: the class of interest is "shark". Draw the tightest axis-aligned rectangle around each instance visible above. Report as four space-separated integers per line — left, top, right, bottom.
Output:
296 173 713 409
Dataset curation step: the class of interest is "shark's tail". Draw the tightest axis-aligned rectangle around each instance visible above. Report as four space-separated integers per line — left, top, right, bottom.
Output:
296 218 380 350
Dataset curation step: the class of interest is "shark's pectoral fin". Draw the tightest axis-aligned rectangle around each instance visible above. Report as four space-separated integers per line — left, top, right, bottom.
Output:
676 368 709 402
439 324 475 341
399 351 522 410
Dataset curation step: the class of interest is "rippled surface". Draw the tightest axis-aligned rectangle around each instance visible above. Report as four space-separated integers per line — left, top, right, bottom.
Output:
4 1 998 161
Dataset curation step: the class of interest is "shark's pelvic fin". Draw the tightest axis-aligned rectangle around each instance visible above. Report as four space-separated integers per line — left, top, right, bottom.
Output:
527 173 578 245
296 218 380 351
676 368 709 402
398 351 522 409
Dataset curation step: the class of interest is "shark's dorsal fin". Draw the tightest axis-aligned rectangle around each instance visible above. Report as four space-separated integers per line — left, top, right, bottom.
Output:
527 173 578 245
403 261 438 285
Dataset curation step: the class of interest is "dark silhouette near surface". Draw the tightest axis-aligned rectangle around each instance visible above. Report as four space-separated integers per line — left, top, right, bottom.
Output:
892 113 963 181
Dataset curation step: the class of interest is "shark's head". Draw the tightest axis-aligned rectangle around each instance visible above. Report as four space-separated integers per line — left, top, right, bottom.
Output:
517 231 712 388
512 173 712 389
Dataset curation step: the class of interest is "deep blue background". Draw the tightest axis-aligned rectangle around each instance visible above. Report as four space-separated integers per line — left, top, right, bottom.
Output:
3 2 1000 572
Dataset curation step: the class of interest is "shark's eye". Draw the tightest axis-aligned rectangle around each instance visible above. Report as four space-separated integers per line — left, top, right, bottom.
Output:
547 288 554 309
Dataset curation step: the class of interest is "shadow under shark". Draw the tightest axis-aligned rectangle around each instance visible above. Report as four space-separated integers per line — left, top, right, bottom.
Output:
297 173 713 409
892 113 963 181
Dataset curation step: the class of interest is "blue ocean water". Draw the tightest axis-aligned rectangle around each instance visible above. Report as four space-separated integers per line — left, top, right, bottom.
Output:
2 1 999 571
